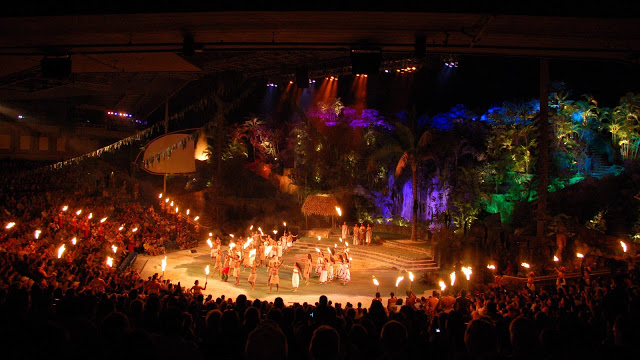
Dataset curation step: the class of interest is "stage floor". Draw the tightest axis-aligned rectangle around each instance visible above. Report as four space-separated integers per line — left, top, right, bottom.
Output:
134 241 435 306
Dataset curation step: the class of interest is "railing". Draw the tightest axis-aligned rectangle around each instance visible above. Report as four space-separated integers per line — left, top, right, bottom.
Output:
118 251 138 271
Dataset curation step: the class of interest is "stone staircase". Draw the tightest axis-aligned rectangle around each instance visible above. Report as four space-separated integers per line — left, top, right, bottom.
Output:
291 239 439 272
589 153 623 179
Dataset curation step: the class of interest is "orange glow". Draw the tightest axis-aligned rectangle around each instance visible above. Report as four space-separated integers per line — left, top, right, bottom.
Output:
195 135 209 161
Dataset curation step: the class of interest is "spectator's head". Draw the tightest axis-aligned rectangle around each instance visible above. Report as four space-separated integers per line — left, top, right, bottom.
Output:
465 317 497 356
245 320 288 360
390 292 395 298
381 320 407 355
510 315 538 356
375 292 381 298
309 325 340 360
319 295 328 306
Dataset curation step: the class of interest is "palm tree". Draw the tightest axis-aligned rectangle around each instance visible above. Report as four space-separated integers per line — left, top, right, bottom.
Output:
370 107 433 241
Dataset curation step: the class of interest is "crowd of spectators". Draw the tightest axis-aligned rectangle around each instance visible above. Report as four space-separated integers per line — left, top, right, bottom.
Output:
1 160 640 359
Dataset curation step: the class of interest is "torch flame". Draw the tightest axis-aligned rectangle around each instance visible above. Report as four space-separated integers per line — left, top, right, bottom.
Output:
205 265 210 276
317 236 321 241
175 207 179 213
186 209 190 215
521 262 530 268
71 237 77 245
207 239 213 248
439 280 446 291
131 227 138 232
334 243 337 248
62 205 68 211
408 271 414 282
34 230 41 239
194 216 200 221
100 217 107 223
553 256 559 262
315 248 320 253
345 241 349 247
487 264 496 270
5 222 15 229
621 241 627 253
373 278 380 286
106 256 113 267
250 225 254 230
111 245 117 253
576 253 584 258
76 210 82 215
335 206 342 216
161 256 167 272
57 244 66 258
229 234 234 238
339 238 343 242
229 243 236 250
450 271 456 286
170 201 174 207
462 266 472 281
396 276 404 287
159 193 163 199
118 226 124 231
165 198 169 203
88 213 92 219
273 230 278 235
283 222 286 227
244 238 253 249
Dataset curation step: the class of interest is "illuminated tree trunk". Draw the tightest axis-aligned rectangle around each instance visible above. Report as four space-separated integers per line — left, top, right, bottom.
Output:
536 58 550 247
411 160 418 242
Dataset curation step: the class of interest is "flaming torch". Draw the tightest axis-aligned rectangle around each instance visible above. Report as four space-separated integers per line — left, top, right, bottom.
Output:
118 225 124 231
186 209 190 216
335 206 342 217
317 236 321 241
62 205 68 211
106 256 113 267
100 217 107 223
408 271 414 289
57 244 66 259
450 271 456 286
71 237 77 245
87 213 92 220
621 241 627 253
553 256 559 262
283 221 287 227
205 265 210 282
487 264 496 270
5 222 15 230
161 256 167 277
207 239 213 248
396 276 404 294
76 210 82 216
159 193 163 199
462 266 473 281
193 216 199 221
131 227 138 233
34 230 41 239
521 262 530 269
576 253 584 258
111 245 117 253
165 198 169 203
439 280 447 293
373 277 380 292
273 230 278 235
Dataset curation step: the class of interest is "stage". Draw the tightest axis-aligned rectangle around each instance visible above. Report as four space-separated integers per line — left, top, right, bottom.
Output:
133 237 437 306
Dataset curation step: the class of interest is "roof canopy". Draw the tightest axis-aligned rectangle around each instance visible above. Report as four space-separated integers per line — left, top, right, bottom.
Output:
301 194 339 217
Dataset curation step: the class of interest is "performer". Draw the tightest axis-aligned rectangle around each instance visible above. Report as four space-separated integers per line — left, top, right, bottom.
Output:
319 257 329 284
304 253 313 285
341 221 349 241
286 231 297 253
366 224 373 245
315 252 324 276
283 262 303 292
526 271 536 292
233 253 242 286
360 224 366 245
190 279 207 295
248 262 258 290
340 256 350 285
268 256 283 293
555 266 567 289
387 292 398 313
353 223 360 245
213 249 223 277
221 253 230 282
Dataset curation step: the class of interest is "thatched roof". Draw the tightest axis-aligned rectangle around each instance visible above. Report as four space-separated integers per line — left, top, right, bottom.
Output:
301 195 339 217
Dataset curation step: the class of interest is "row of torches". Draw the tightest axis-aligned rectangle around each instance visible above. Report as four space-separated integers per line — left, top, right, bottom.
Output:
5 204 139 268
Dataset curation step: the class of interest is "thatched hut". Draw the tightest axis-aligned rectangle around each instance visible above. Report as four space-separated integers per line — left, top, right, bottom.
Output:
301 194 341 229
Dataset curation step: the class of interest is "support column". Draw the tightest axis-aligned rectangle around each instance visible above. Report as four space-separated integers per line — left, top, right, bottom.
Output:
536 58 550 247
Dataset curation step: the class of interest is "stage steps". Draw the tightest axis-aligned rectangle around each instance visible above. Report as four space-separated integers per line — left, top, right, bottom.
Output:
291 240 439 272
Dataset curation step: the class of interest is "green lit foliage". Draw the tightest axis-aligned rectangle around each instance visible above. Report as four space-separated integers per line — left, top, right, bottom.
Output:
612 93 640 160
